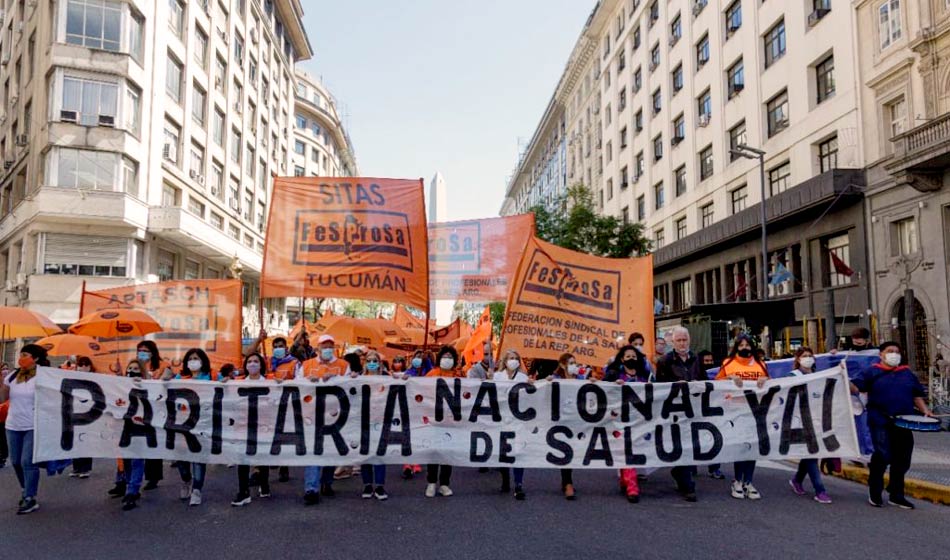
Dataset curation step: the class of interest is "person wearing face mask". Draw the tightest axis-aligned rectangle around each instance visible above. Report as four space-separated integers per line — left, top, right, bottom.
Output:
851 341 933 509
67 356 97 479
653 336 668 368
787 347 832 504
356 350 390 500
423 346 460 497
603 344 650 503
0 344 50 514
405 350 431 377
492 350 531 500
716 334 769 500
269 337 301 381
538 353 580 499
298 334 350 505
113 359 149 511
166 348 214 506
397 352 424 478
696 350 726 480
229 352 273 507
625 332 655 378
391 356 408 376
466 342 494 380
135 340 172 490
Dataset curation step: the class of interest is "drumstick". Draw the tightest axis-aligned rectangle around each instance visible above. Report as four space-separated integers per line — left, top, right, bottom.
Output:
931 413 950 418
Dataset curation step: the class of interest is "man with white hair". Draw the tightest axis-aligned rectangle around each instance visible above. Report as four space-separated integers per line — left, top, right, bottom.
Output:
655 326 705 502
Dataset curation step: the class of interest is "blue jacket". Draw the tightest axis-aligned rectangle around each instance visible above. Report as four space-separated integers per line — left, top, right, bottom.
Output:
852 363 925 427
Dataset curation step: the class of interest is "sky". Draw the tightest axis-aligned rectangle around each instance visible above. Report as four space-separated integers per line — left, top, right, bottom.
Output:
299 0 597 222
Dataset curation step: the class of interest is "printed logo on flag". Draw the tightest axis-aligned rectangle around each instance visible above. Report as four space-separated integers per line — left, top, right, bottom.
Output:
516 248 621 323
292 209 415 272
428 221 481 275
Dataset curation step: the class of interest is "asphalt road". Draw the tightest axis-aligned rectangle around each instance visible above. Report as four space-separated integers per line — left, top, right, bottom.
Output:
1 460 948 560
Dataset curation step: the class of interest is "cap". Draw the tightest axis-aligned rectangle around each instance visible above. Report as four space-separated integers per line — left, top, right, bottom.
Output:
317 334 335 344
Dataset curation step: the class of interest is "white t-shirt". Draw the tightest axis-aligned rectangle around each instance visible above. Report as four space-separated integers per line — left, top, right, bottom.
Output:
5 372 36 431
492 370 529 382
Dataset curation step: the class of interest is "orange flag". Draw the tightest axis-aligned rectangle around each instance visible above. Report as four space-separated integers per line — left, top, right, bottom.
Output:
499 237 654 365
462 306 492 365
428 214 535 302
432 318 462 345
393 304 425 330
260 177 429 311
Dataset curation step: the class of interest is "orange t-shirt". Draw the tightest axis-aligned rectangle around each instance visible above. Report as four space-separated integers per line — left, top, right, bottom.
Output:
299 357 349 379
426 367 460 378
147 359 175 380
269 359 300 381
716 357 769 380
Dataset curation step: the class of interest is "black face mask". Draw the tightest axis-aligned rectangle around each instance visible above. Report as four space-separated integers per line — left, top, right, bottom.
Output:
737 349 753 358
622 358 639 369
703 362 716 371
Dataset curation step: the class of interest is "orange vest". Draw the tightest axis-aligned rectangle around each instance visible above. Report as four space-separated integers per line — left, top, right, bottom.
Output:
148 359 174 380
716 357 768 381
299 357 349 378
426 367 460 378
270 359 300 380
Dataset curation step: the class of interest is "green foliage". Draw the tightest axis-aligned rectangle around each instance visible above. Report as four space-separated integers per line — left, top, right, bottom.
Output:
489 302 506 339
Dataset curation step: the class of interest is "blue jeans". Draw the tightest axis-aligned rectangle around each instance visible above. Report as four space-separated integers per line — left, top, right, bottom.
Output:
794 459 826 494
177 462 207 491
734 461 756 484
361 464 386 486
7 429 39 499
122 459 145 495
303 466 335 493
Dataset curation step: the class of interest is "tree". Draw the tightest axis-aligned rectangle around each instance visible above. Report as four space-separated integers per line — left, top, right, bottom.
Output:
529 184 651 258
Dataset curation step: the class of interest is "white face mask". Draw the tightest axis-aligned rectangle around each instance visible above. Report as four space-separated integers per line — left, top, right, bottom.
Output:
77 366 91 373
439 357 455 370
187 359 202 372
567 364 579 376
245 362 261 376
799 357 815 370
506 359 520 371
884 352 902 367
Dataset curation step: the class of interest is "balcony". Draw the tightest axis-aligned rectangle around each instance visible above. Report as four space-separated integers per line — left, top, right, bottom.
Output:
148 207 261 272
887 111 950 192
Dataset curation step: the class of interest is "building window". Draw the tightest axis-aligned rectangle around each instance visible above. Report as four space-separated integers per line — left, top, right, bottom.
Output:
42 234 128 277
194 28 209 68
768 161 791 195
727 58 744 98
673 278 692 311
52 148 117 190
294 166 305 177
653 134 663 161
676 217 687 240
655 228 665 248
211 162 224 196
725 1 742 36
635 109 643 132
192 85 207 126
129 10 144 63
166 54 183 104
161 184 180 207
62 76 118 126
157 249 176 281
729 121 747 162
66 0 121 52
698 89 712 120
294 140 306 155
190 143 205 175
764 19 786 68
672 114 685 143
654 182 665 209
671 14 682 43
650 44 660 70
231 129 242 164
215 57 227 93
652 88 662 114
620 126 628 149
696 34 709 67
879 0 902 50
295 114 307 129
607 179 614 201
210 212 224 230
672 64 683 93
675 165 687 196
234 34 245 65
213 108 225 146
730 185 748 214
125 85 141 135
622 206 630 225
767 90 789 137
635 152 645 178
187 196 205 218
228 224 241 240
633 26 642 50
887 97 906 138
168 0 185 38
618 50 626 74
816 56 835 103
891 217 918 256
826 233 852 287
163 121 180 165
620 166 629 189
649 1 659 26
701 203 714 228
637 195 646 221
606 140 613 163
819 136 838 172
699 146 714 180
634 67 642 92
619 87 627 112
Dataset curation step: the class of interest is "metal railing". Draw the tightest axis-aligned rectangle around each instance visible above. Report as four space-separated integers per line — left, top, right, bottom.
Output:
892 112 950 158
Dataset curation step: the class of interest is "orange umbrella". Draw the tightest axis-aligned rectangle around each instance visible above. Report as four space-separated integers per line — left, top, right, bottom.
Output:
36 334 104 357
69 309 163 338
289 319 319 340
0 306 62 339
309 316 390 348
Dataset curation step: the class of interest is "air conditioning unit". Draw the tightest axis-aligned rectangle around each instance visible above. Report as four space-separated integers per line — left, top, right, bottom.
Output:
211 186 219 196
664 304 672 313
671 135 683 146
698 114 711 127
692 1 705 17
162 143 175 162
98 115 115 127
15 134 27 146
808 8 830 27
229 198 240 211
60 110 79 123
730 83 745 95
197 174 205 185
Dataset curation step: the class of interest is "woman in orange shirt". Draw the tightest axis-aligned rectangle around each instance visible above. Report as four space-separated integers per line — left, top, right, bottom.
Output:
424 345 460 498
715 334 769 501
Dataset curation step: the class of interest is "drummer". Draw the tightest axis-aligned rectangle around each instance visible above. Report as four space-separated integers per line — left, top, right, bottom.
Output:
850 341 934 509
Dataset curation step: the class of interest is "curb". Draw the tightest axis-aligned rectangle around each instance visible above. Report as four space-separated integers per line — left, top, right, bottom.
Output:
832 464 950 506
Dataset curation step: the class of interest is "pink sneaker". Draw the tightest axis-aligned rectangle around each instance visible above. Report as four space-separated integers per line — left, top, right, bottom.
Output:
788 479 806 496
814 492 832 504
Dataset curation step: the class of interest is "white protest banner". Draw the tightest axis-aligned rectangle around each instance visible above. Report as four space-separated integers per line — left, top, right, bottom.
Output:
34 368 859 468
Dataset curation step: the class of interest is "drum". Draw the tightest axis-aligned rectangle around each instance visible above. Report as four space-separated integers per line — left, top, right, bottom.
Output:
893 415 942 432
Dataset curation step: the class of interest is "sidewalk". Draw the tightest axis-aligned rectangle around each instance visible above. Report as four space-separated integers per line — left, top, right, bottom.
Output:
834 431 950 505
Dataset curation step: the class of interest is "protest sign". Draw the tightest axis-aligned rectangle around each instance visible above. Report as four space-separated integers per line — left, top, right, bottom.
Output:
428 214 534 301
80 280 242 373
261 177 429 311
35 368 858 468
500 237 654 365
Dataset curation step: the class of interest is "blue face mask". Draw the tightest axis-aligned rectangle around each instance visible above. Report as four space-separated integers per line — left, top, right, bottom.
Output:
321 348 335 361
411 357 423 368
272 347 286 359
137 351 151 362
366 361 380 372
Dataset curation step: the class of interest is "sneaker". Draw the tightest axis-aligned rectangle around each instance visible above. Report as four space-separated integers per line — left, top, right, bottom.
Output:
303 490 320 506
438 485 453 497
143 480 159 491
231 492 252 507
320 483 336 498
76 472 90 479
744 483 762 500
868 491 884 508
814 492 832 504
564 484 576 501
425 483 437 498
889 496 916 510
121 494 139 511
189 489 202 506
789 479 806 496
333 467 351 480
730 480 745 499
684 491 698 503
16 498 39 515
258 487 271 498
361 484 374 499
514 486 526 500
179 481 192 501
107 483 127 498
374 486 389 501
709 469 725 480
626 493 640 504
69 472 80 478
402 467 413 480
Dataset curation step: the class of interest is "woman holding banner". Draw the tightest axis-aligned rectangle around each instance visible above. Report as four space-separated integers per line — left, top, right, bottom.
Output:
138 340 172 491
541 353 580 500
0 344 50 514
716 334 769 500
165 348 214 506
68 356 97 479
787 348 832 504
604 345 651 503
229 352 272 507
359 350 390 500
424 346 460 498
117 359 149 511
493 350 530 500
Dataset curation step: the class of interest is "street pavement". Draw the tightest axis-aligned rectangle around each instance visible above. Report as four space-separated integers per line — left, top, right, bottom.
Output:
1 460 948 560
903 432 950 487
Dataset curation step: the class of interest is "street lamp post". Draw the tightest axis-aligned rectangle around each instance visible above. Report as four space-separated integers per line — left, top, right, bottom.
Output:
730 145 768 302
